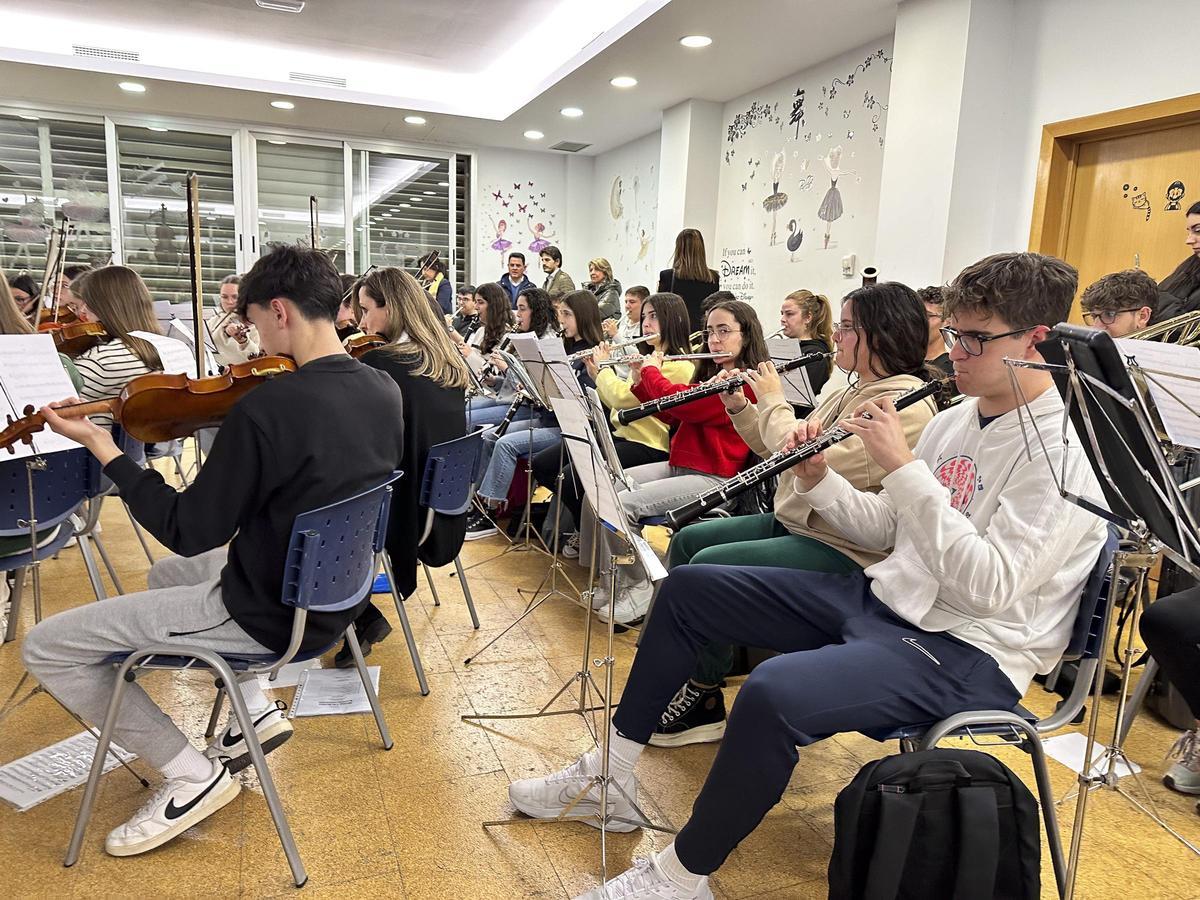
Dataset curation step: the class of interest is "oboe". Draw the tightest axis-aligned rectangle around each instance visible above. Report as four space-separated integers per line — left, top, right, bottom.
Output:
616 350 834 426
665 378 946 529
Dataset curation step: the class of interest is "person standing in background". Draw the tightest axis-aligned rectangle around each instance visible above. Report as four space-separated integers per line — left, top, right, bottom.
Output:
658 229 720 331
500 252 535 307
539 245 574 299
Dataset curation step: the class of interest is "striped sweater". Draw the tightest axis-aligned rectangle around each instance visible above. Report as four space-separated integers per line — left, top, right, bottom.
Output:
73 339 158 428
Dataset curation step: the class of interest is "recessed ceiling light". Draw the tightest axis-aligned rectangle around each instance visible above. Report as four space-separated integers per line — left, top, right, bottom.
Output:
410 197 422 202
148 126 169 132
679 35 712 48
255 0 305 12
19 115 38 121
270 99 295 110
438 181 449 187
559 107 583 118
382 212 392 217
404 115 426 125
523 129 545 140
610 75 638 88
267 139 287 145
118 81 146 93
422 191 435 195
399 203 411 208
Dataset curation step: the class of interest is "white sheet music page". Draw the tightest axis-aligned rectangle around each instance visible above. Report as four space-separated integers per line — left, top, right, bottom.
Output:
551 397 629 537
128 330 197 376
166 319 220 375
1114 338 1200 450
538 334 584 401
0 334 81 458
767 338 815 407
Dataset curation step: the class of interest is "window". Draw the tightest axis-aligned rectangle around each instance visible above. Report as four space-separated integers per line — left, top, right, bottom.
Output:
352 148 452 278
0 114 110 281
254 139 347 271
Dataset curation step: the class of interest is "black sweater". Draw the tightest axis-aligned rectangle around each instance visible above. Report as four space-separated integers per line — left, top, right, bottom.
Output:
106 354 406 655
360 349 467 597
658 268 720 331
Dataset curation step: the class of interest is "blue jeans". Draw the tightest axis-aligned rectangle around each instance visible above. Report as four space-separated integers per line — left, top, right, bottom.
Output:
477 424 562 502
467 395 539 429
613 564 1021 875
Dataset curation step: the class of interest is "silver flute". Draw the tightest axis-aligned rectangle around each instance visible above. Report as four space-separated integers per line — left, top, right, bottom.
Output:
596 352 725 369
566 334 650 362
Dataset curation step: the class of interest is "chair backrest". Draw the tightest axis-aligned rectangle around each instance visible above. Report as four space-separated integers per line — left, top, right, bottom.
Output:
1061 525 1121 663
281 471 402 613
419 429 485 517
0 448 95 537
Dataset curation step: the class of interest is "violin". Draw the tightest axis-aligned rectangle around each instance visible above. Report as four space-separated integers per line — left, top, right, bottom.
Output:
51 321 107 358
344 333 387 359
335 321 361 342
36 307 80 331
0 355 296 453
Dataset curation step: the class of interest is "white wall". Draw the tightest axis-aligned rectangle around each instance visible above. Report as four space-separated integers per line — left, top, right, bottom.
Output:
713 37 894 323
589 130 661 292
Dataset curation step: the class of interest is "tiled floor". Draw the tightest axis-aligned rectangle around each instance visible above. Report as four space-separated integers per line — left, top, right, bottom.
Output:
0 486 1197 898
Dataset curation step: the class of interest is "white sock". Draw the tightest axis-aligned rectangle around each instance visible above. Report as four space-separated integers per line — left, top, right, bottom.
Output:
160 744 213 783
655 843 706 891
236 676 272 716
582 722 645 781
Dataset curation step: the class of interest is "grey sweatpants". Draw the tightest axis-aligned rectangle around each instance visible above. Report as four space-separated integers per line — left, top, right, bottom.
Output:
22 548 273 768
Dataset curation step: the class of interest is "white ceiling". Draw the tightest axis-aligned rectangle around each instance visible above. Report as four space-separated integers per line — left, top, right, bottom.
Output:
0 0 898 156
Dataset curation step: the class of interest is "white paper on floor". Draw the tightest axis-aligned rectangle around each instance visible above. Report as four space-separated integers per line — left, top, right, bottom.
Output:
0 731 138 812
1043 732 1142 779
258 658 321 690
289 666 381 718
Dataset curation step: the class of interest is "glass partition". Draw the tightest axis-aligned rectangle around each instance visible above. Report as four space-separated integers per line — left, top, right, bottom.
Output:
254 138 347 271
352 149 452 279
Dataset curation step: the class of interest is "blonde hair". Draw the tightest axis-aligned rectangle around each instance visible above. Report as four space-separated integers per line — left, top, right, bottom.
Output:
70 267 163 368
0 279 33 335
784 289 833 376
354 267 470 390
670 228 718 283
588 257 613 281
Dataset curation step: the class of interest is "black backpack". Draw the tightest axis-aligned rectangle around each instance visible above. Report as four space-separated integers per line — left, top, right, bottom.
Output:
828 748 1041 900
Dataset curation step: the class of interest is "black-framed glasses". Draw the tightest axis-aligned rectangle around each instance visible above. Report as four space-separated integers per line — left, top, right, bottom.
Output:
702 327 742 341
939 325 1034 357
1081 308 1143 326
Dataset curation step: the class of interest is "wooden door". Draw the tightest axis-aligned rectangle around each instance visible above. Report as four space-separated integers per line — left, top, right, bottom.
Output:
1061 122 1200 320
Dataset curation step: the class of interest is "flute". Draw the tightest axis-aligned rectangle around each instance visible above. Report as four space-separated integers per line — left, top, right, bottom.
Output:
665 378 946 528
596 352 724 369
567 334 649 362
615 350 834 426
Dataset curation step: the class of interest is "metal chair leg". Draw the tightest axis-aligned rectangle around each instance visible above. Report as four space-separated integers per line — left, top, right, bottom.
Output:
422 562 441 606
383 555 429 696
3 568 24 643
343 626 393 749
205 686 226 739
90 533 124 595
453 555 480 630
122 501 156 565
1022 729 1068 899
75 536 108 602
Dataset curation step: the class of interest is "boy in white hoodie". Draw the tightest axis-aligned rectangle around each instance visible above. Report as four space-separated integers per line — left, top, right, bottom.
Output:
507 252 1109 900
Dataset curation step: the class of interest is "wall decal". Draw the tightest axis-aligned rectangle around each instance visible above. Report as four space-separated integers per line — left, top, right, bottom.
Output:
763 152 789 246
610 176 624 220
789 88 806 139
786 219 804 261
1166 180 1186 212
818 145 854 249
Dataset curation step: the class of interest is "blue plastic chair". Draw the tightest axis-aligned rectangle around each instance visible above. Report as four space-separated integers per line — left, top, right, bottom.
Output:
0 448 109 642
873 526 1119 899
380 429 484 696
63 472 402 888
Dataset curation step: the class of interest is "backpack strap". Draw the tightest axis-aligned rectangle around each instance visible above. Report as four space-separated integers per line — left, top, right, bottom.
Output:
863 788 923 900
952 785 1000 899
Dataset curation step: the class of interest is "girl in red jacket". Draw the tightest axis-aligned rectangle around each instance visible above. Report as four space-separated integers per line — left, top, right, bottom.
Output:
597 299 770 625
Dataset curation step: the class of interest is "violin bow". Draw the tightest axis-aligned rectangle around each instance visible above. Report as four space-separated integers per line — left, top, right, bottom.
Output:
34 214 69 329
186 172 206 379
309 195 319 251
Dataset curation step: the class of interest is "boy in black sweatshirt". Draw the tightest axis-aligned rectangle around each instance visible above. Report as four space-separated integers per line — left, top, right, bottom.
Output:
25 246 405 858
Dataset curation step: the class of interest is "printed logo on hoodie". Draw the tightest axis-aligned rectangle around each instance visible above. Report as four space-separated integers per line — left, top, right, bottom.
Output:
933 455 980 513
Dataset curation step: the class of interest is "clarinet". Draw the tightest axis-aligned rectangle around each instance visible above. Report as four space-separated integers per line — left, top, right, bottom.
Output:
492 389 527 438
665 379 946 529
616 350 834 426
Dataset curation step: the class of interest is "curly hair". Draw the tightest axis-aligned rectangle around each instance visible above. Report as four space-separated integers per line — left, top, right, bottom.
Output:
1080 269 1159 315
944 252 1077 329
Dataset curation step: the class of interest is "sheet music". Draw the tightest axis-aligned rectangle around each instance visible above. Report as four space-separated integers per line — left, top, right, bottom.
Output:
166 319 220 374
0 334 82 458
551 397 630 538
0 731 137 812
1114 338 1200 450
289 666 382 718
767 338 816 407
128 330 199 377
537 335 584 402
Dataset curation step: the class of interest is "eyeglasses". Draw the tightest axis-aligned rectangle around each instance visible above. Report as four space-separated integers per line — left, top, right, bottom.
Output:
939 325 1034 357
702 327 742 341
832 322 857 335
1081 308 1143 326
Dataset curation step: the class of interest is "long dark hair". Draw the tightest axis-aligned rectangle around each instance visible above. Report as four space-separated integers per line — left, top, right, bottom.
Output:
561 289 604 349
1159 202 1200 305
641 292 691 356
841 282 931 380
517 286 555 336
694 299 769 382
475 282 512 353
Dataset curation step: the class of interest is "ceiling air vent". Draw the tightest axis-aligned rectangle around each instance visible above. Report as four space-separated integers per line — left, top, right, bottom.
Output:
289 72 348 88
73 45 140 63
550 141 591 153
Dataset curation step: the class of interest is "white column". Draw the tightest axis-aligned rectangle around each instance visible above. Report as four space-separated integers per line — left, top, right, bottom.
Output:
655 99 724 272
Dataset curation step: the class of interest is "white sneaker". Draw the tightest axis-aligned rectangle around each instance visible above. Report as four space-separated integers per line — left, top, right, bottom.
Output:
105 758 240 857
562 532 581 559
597 579 654 626
204 700 293 774
573 856 713 899
590 577 611 611
508 754 641 833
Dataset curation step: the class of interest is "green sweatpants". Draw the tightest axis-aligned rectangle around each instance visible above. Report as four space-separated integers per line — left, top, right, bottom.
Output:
667 513 862 686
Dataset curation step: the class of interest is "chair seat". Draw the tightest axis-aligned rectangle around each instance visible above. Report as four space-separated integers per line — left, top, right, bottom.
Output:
0 523 75 573
639 515 669 527
868 703 1038 743
101 642 337 673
